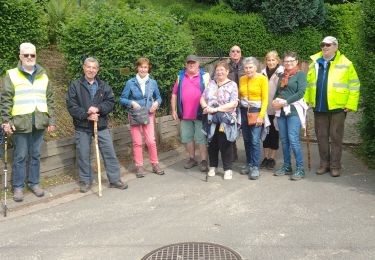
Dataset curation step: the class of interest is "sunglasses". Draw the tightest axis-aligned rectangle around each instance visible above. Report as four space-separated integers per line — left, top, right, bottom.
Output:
320 43 333 48
22 54 36 58
231 50 241 53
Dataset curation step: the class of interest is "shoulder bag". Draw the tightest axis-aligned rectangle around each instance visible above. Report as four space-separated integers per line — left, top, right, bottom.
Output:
129 81 151 126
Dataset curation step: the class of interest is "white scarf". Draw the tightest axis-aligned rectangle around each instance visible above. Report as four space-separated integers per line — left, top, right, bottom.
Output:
136 74 149 96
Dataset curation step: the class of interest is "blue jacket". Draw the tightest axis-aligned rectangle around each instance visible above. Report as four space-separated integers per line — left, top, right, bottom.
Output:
120 77 162 113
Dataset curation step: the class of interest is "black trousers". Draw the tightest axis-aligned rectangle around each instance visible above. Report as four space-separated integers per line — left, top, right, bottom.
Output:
208 126 234 171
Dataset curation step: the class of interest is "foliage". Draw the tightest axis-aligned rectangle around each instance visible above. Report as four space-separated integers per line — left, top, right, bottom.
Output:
362 0 375 51
261 0 326 33
58 2 193 116
224 0 262 13
0 0 48 75
195 0 219 4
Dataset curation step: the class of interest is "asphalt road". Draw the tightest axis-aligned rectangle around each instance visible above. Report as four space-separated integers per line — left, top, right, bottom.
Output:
0 142 375 260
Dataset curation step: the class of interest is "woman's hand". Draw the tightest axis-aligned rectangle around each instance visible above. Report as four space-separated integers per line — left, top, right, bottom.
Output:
272 99 286 110
131 101 141 109
255 117 263 127
207 106 218 114
150 101 159 113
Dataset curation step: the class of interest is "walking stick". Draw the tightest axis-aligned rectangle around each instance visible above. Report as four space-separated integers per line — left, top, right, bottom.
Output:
2 135 8 217
305 116 311 172
93 121 102 197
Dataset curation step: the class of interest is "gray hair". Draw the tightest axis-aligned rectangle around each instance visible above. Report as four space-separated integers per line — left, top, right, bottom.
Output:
242 57 259 69
83 57 99 68
20 42 36 54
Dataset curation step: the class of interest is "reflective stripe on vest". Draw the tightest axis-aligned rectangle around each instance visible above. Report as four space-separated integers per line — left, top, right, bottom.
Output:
7 68 49 116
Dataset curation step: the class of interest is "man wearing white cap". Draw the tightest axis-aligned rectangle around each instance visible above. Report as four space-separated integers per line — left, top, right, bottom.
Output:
305 36 360 177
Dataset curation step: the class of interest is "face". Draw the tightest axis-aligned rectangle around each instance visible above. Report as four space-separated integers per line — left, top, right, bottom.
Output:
83 61 99 81
229 46 241 62
321 42 338 59
244 63 257 78
283 56 298 70
215 65 229 82
137 62 149 78
266 56 278 70
185 61 199 75
19 49 36 68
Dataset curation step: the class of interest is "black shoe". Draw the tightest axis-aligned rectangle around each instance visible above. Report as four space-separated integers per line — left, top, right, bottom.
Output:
260 158 268 169
80 182 91 193
109 180 128 190
266 159 276 170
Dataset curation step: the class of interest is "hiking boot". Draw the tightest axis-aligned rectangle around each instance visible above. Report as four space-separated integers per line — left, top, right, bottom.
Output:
240 165 251 175
330 168 341 177
80 182 91 193
135 166 146 178
152 163 165 175
291 166 305 181
223 169 232 180
29 185 45 197
249 167 260 180
109 180 129 190
316 166 330 175
207 167 216 177
274 164 292 176
266 159 276 170
260 158 268 169
13 188 24 202
200 160 209 172
184 158 198 169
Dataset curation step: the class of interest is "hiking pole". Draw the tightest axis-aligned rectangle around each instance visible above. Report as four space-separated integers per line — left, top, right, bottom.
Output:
305 116 311 172
3 135 8 217
93 121 102 197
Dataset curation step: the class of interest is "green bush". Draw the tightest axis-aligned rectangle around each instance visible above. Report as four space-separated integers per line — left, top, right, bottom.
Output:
363 0 375 51
224 0 262 13
0 0 48 75
58 2 194 116
261 0 326 33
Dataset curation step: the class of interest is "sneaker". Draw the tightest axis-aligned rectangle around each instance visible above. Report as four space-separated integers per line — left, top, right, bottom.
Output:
152 163 165 175
200 160 209 172
249 167 260 180
291 166 305 181
13 188 24 202
109 180 129 189
266 159 276 170
29 185 45 197
224 169 232 180
274 164 292 176
79 182 92 193
240 165 251 175
184 158 198 169
207 167 216 177
135 166 145 178
260 158 268 169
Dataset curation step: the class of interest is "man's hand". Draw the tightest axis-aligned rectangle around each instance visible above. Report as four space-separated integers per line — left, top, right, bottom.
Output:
47 125 56 132
344 108 352 112
88 113 99 122
87 106 99 115
2 123 15 134
150 101 159 113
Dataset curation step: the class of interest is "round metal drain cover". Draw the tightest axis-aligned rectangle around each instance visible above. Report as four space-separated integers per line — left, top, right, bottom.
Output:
142 242 242 260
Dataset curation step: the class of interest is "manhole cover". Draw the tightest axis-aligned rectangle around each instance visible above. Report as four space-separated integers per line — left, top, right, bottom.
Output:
142 242 242 260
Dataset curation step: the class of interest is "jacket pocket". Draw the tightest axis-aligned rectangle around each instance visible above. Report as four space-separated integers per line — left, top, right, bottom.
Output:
334 88 349 106
13 114 32 132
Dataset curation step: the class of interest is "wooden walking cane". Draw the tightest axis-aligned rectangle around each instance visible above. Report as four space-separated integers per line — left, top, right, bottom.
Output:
93 121 102 197
2 135 8 217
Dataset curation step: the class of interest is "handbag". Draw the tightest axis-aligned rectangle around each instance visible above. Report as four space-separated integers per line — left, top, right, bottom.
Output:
129 81 151 126
247 106 259 126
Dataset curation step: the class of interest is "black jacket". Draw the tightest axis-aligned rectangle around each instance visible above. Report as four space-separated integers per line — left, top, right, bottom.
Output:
66 76 115 132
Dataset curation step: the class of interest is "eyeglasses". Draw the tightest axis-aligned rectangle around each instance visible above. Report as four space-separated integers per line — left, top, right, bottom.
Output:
231 50 241 53
22 54 36 58
320 43 333 48
283 60 296 63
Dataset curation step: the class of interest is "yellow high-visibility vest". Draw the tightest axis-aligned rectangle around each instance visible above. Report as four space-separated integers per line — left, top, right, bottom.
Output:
7 68 49 116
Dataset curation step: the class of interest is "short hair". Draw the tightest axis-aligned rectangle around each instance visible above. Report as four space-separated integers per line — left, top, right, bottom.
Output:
283 51 298 61
242 57 259 69
264 50 280 64
19 42 36 54
215 60 229 71
83 57 99 68
135 57 152 73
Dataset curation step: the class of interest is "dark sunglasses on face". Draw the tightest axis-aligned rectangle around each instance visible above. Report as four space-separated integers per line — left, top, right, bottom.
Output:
320 43 333 48
22 54 36 58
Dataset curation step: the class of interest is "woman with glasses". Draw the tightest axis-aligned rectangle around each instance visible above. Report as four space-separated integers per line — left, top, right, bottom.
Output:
260 51 284 170
272 52 307 181
239 57 268 180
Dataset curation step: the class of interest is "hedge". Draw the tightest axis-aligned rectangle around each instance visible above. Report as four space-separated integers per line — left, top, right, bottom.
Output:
58 2 194 116
0 0 47 75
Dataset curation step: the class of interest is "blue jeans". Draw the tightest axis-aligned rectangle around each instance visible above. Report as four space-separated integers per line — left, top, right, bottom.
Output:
241 107 262 167
12 128 45 189
277 115 304 168
75 129 121 184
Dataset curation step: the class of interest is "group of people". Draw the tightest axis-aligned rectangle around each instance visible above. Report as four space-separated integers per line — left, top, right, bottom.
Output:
0 35 360 203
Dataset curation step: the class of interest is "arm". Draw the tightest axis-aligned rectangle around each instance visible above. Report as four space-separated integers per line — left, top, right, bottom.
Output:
345 63 360 112
259 76 268 119
97 83 115 116
66 81 88 120
171 78 179 120
285 71 307 105
150 80 162 113
119 80 132 108
1 74 16 133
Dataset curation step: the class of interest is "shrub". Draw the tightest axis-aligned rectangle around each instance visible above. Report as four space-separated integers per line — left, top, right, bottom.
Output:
261 0 326 33
363 0 375 51
224 0 262 13
0 0 47 75
58 3 194 116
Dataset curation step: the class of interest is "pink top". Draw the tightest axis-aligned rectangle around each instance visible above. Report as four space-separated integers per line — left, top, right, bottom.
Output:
172 72 202 120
